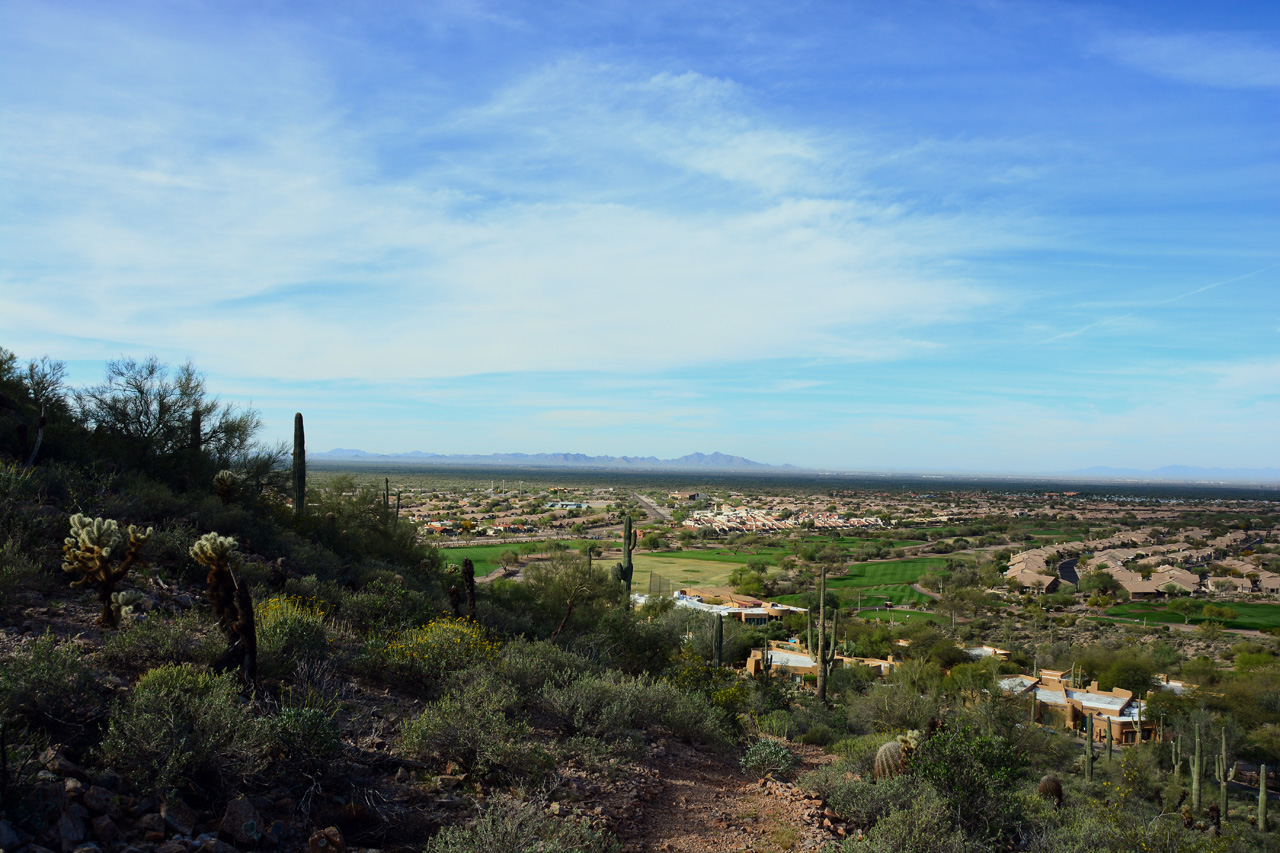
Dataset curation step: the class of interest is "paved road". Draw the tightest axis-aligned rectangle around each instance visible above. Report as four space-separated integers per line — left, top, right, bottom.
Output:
632 492 671 522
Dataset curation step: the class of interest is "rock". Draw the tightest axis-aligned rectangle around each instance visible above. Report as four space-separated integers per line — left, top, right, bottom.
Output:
91 815 121 844
82 786 120 818
1 819 30 850
162 800 199 835
65 778 84 798
221 796 263 846
71 845 102 853
307 825 345 853
58 806 89 852
136 813 167 835
156 842 190 853
41 749 89 781
197 839 239 853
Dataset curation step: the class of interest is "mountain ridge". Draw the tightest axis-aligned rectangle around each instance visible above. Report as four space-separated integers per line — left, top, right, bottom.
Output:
311 448 802 472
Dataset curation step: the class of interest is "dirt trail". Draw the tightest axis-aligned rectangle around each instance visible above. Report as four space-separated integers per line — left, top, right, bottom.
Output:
617 740 840 853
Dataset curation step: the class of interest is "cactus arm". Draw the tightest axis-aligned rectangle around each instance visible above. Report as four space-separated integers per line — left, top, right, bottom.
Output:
1261 762 1269 832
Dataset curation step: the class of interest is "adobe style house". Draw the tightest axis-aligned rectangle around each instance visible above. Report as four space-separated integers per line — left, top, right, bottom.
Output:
999 669 1183 744
744 640 896 681
671 587 806 625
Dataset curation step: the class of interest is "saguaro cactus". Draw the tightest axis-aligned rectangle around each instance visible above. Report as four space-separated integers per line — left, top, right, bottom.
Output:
1261 763 1269 832
1190 726 1203 812
1085 716 1095 783
1215 728 1229 819
292 413 306 518
461 557 477 620
713 612 724 667
616 514 636 598
1106 725 1113 762
62 514 153 628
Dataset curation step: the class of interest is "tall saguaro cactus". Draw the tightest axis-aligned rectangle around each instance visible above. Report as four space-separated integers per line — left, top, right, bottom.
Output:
1215 728 1229 819
815 565 838 704
713 612 723 667
292 413 306 518
1261 763 1269 832
1106 725 1113 762
1085 715 1095 783
1190 726 1204 812
616 514 635 598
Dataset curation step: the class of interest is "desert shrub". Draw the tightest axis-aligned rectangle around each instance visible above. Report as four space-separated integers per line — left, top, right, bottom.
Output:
269 706 341 772
369 618 499 694
256 596 330 678
857 784 966 853
100 664 266 796
98 610 218 671
827 734 885 775
340 578 435 634
0 633 96 730
798 723 834 746
804 768 919 830
741 739 797 779
536 672 731 746
399 678 544 777
423 794 621 853
498 638 597 698
0 539 43 607
757 709 795 740
910 721 1026 843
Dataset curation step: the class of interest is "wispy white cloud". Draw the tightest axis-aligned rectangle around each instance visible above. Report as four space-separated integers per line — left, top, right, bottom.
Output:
1094 30 1280 89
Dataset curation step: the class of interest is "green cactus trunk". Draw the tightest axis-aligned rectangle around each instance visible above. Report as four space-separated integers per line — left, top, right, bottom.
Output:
713 613 723 667
619 514 635 601
1191 726 1203 813
1218 728 1229 819
1261 763 1269 832
1086 716 1094 783
292 413 306 518
1106 725 1113 762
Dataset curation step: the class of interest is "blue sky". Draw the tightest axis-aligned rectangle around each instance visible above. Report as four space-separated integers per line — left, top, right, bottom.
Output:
1 0 1277 473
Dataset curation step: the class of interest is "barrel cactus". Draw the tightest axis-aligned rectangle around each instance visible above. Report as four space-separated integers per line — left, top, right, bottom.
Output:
1038 774 1064 809
874 730 921 780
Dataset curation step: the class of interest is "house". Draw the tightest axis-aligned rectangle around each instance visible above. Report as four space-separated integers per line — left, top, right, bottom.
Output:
671 588 806 625
744 640 896 681
1008 671 1159 744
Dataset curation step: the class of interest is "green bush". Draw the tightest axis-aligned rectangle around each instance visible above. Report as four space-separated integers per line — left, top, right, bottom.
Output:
498 638 597 699
0 633 96 730
399 678 542 777
537 672 731 745
100 664 266 795
367 618 499 694
423 795 621 853
827 734 886 776
98 610 217 671
757 709 795 740
857 784 966 853
0 539 43 607
256 596 330 678
798 723 833 746
741 739 797 779
804 767 918 830
269 706 340 772
909 722 1026 844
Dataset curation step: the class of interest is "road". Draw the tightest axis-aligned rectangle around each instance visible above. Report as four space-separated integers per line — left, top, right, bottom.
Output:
632 492 671 522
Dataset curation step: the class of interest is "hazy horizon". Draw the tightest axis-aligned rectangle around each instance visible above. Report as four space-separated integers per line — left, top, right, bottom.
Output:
2 1 1277 473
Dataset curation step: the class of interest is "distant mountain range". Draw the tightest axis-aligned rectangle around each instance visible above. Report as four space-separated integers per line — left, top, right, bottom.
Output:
312 449 801 472
1068 465 1280 483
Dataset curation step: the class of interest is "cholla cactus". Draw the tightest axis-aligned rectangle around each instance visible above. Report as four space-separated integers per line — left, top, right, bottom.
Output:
211 469 243 505
190 532 257 682
62 514 153 628
110 589 150 621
